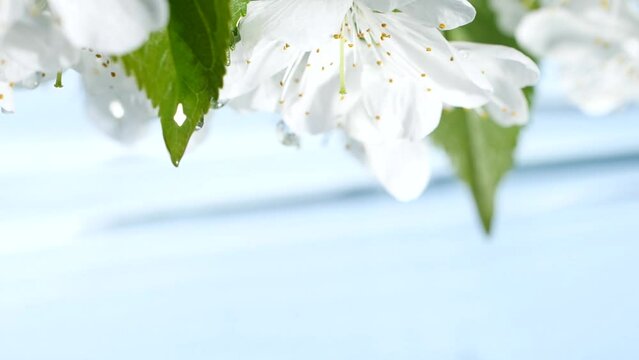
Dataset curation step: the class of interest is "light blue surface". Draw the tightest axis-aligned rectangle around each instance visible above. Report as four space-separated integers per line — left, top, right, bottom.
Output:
0 70 638 359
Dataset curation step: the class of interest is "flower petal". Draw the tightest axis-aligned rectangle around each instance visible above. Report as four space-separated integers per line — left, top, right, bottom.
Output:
48 0 168 54
516 7 601 57
0 82 15 113
485 80 529 126
77 52 156 142
368 10 490 107
398 0 476 30
359 0 414 12
240 0 350 51
346 65 442 143
365 138 431 202
1 15 79 77
453 42 539 88
222 39 297 100
0 0 29 39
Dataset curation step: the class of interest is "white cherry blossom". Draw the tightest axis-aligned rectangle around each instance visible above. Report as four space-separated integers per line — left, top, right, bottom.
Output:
517 0 639 114
0 0 167 99
223 0 539 200
0 0 168 142
222 0 492 200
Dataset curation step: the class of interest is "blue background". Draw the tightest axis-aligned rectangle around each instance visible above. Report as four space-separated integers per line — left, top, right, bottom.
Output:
1 67 638 359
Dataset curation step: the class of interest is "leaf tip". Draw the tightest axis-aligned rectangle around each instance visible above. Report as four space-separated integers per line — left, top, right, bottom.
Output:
480 215 493 236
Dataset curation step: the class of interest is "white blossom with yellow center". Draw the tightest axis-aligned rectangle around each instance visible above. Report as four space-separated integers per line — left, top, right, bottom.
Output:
223 0 538 201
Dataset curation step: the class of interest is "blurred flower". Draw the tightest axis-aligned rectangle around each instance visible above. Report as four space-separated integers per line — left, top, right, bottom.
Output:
1 0 168 83
517 0 639 114
488 0 536 35
0 0 168 141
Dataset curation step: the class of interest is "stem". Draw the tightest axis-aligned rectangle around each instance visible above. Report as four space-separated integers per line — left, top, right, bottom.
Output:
339 37 347 95
54 72 63 88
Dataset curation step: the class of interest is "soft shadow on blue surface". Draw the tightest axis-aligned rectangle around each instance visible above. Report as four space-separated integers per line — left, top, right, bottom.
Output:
0 69 638 359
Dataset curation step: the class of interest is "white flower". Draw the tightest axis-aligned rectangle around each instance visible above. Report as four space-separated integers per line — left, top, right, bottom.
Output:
517 0 639 114
223 0 540 201
0 0 168 142
0 0 167 109
223 0 494 200
488 0 535 35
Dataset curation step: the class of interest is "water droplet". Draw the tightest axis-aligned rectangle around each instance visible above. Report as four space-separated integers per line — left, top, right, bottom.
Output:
20 73 42 89
211 99 227 109
276 120 300 148
195 116 205 131
225 50 232 66
109 100 125 119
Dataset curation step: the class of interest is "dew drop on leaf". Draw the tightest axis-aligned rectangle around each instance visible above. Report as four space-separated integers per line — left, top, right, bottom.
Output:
195 116 205 131
211 99 227 109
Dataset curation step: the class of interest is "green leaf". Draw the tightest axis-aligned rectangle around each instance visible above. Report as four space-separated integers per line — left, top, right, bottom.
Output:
433 0 535 233
122 0 231 166
231 0 250 27
431 109 520 233
230 0 251 46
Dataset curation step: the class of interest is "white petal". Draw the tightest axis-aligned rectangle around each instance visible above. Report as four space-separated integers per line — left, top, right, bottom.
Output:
0 82 15 113
0 52 36 83
453 42 539 88
1 15 79 77
516 8 600 58
280 52 346 134
397 0 476 30
346 66 442 143
48 0 168 54
278 38 361 135
450 42 539 125
365 139 431 202
359 0 414 12
221 40 296 100
78 52 156 143
227 74 283 114
371 11 490 107
487 0 528 35
240 0 350 51
0 0 29 39
485 81 529 126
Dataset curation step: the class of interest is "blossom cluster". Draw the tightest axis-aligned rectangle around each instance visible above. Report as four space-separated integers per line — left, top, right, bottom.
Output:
1 0 542 202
